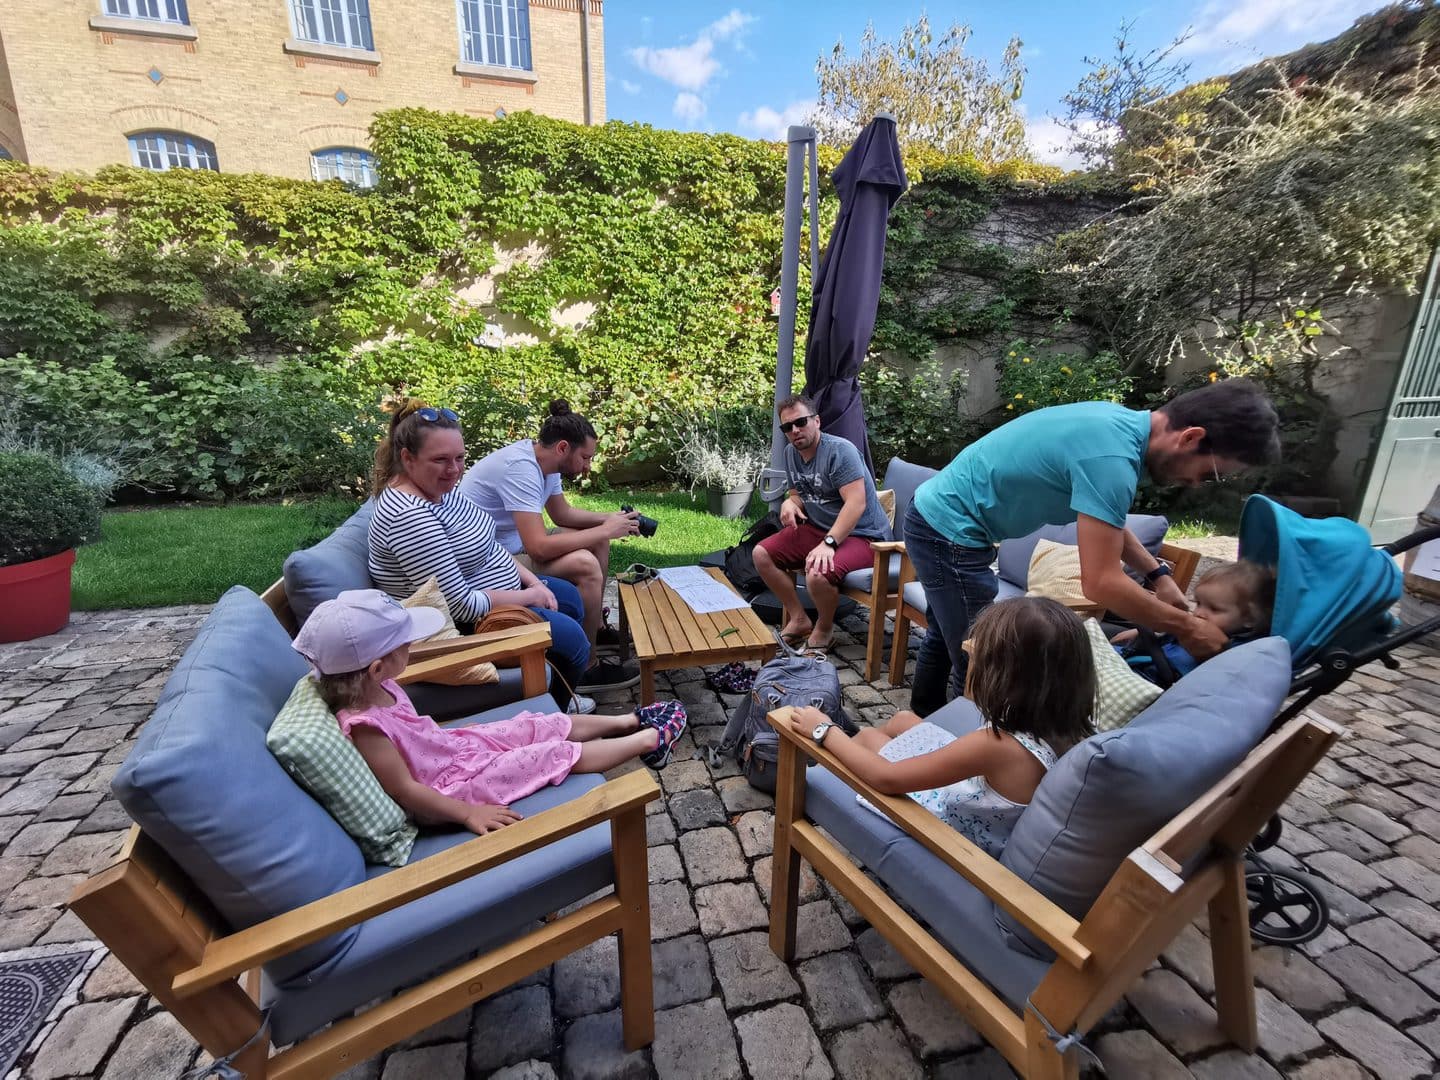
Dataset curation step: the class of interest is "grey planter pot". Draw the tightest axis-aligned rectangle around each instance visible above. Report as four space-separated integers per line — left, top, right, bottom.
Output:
707 484 754 518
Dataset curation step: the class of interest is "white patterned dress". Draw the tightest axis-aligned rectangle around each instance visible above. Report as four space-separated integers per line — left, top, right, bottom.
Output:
857 721 1055 857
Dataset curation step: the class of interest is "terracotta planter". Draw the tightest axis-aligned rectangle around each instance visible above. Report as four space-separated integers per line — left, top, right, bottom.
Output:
0 549 76 643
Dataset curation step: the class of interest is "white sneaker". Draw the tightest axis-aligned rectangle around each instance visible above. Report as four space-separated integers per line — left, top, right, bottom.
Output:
568 694 597 715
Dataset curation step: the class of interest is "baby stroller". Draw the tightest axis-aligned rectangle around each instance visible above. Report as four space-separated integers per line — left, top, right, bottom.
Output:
1137 494 1440 946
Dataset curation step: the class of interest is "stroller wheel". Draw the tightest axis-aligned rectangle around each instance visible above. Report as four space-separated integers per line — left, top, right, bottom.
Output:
1246 868 1330 946
1251 814 1284 853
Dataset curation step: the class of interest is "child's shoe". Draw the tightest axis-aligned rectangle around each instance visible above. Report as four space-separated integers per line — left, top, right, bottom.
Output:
706 661 755 694
637 700 688 769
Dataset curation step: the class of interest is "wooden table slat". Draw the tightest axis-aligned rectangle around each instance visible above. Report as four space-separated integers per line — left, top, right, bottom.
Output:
632 582 673 655
619 567 777 679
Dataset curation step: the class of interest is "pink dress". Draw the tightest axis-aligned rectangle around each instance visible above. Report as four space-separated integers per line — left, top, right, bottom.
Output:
337 680 582 806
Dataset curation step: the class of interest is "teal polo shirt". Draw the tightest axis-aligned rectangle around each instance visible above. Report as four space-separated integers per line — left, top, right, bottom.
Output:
912 402 1151 548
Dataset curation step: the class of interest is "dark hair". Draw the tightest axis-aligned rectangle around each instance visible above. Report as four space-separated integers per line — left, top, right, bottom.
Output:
1195 560 1277 634
314 669 369 713
538 399 597 448
1157 378 1281 466
372 398 461 496
965 597 1096 746
777 394 815 416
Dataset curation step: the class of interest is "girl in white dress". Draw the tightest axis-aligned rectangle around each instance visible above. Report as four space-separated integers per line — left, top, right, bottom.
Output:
789 597 1097 857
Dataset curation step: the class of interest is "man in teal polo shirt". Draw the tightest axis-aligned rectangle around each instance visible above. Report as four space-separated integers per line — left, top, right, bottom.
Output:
905 379 1281 716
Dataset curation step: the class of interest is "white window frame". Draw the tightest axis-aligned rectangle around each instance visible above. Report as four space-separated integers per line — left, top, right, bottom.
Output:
102 0 189 24
311 147 377 189
456 0 532 71
129 132 218 172
290 0 373 52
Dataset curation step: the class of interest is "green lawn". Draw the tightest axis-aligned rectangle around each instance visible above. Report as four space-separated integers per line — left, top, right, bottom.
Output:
73 489 761 610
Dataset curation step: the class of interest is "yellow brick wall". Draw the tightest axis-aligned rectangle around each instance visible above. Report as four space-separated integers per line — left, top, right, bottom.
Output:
0 0 604 177
0 34 26 159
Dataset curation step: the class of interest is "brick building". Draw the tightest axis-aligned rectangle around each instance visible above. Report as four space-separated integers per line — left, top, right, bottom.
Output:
0 0 604 183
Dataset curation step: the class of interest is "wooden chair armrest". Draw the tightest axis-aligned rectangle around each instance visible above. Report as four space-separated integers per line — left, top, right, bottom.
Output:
399 625 553 685
768 709 1091 969
1158 542 1202 593
868 541 906 553
170 770 659 997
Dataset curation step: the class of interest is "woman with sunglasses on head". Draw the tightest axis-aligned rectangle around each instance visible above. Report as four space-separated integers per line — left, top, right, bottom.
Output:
367 400 596 712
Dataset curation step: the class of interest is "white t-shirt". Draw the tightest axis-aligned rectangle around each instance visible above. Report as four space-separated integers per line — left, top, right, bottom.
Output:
457 440 563 555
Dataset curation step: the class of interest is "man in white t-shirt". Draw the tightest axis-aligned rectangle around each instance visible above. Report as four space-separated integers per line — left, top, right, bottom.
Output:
458 400 641 693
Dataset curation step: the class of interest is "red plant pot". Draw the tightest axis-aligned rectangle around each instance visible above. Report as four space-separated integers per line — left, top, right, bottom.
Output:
0 549 76 643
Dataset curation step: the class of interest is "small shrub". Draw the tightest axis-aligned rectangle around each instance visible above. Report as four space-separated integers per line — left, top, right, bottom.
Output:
0 451 102 566
668 405 771 491
997 340 1132 415
860 359 973 467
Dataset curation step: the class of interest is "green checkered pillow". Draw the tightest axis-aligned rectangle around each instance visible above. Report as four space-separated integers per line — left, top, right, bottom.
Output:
267 675 417 866
1084 618 1164 733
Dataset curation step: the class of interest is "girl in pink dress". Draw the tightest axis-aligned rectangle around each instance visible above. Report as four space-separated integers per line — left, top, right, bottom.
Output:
294 590 686 835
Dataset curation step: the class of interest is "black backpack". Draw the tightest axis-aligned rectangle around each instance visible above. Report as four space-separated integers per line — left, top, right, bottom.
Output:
708 640 857 792
721 511 782 599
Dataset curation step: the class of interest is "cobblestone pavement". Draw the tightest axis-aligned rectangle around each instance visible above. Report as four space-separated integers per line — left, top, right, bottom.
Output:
1 599 1438 1080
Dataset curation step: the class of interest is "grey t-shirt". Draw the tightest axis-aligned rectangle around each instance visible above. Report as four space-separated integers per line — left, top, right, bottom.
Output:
784 434 892 541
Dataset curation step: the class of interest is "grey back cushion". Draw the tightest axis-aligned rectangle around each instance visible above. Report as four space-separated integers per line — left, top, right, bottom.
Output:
284 500 376 625
998 636 1293 958
995 513 1169 589
880 458 940 544
113 587 366 983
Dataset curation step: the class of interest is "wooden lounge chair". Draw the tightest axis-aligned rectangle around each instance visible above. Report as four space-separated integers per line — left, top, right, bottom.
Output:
766 636 1333 1079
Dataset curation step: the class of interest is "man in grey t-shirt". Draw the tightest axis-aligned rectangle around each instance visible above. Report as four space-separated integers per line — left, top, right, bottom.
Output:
753 394 892 650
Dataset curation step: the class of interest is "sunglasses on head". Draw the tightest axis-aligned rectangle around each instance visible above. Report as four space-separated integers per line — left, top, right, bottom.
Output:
779 414 816 434
413 407 458 423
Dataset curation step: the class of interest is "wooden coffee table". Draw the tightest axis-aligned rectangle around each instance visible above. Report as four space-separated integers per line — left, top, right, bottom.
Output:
617 567 777 703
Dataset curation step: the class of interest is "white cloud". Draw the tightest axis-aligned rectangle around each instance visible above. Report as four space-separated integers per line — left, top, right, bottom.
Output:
620 79 641 95
1024 114 1095 172
628 10 755 93
1179 0 1380 60
738 100 815 141
674 92 707 124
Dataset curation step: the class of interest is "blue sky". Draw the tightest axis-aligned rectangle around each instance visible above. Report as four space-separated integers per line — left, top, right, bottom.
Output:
603 0 1389 166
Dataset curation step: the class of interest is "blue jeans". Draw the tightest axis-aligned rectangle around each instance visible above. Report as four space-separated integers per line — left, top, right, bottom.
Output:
532 576 590 700
904 504 998 718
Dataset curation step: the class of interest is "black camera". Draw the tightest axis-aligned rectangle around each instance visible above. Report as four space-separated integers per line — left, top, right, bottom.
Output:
620 504 659 539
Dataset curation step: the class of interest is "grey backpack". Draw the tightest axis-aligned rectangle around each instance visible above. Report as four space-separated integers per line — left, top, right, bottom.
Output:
709 641 857 793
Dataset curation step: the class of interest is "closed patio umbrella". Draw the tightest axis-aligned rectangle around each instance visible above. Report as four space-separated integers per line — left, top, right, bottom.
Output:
802 115 908 475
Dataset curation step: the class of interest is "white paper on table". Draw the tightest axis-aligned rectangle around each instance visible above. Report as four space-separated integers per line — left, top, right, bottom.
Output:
656 566 749 614
1411 539 1440 583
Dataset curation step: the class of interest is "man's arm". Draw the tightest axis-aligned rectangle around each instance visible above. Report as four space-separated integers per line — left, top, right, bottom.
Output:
512 501 637 563
1075 514 1228 658
825 478 869 543
1119 526 1189 612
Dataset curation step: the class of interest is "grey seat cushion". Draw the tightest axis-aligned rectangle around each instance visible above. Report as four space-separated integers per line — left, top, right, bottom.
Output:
995 514 1169 590
840 553 903 595
113 587 367 985
804 696 1050 1008
264 693 615 1044
880 459 939 544
999 636 1293 957
284 500 376 625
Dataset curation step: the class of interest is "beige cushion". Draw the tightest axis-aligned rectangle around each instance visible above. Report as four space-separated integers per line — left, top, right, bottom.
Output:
1083 618 1164 732
876 488 896 529
1025 540 1094 608
402 577 498 686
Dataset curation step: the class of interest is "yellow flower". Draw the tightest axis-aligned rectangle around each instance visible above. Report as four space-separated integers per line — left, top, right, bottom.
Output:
1208 371 1219 383
1294 308 1307 319
1008 351 1017 357
1006 403 1015 410
1060 365 1072 375
1014 392 1024 399
1022 357 1032 364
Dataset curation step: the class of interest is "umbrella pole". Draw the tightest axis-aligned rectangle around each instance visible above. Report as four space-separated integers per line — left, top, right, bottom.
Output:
767 124 817 501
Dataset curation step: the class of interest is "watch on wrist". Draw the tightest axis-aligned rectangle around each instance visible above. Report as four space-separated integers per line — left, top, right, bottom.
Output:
811 721 834 745
823 535 839 549
1144 564 1174 587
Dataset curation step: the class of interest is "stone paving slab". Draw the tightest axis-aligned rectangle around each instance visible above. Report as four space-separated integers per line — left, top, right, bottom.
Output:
0 600 1438 1078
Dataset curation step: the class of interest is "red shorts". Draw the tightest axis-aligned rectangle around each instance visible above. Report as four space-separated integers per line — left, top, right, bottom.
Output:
757 522 874 585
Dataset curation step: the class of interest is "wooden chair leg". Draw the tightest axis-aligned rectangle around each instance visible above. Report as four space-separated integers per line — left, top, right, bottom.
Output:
1024 1011 1080 1080
611 807 654 1051
768 738 808 962
1209 855 1258 1050
888 607 911 687
863 595 887 683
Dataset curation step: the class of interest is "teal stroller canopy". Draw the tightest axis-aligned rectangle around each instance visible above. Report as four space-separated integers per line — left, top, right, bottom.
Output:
1238 495 1402 669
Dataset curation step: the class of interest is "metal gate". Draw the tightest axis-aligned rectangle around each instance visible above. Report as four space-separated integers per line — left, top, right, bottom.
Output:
1358 249 1440 543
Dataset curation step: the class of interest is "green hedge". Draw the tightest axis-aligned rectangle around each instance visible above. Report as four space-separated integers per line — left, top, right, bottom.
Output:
0 110 1066 496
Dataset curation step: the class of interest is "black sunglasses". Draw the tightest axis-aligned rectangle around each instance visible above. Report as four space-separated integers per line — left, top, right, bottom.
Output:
414 407 459 423
779 414 816 434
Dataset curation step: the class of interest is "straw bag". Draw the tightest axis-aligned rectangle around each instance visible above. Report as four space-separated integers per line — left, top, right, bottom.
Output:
474 605 545 666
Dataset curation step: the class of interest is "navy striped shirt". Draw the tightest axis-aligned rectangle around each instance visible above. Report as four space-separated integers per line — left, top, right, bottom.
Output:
368 488 522 624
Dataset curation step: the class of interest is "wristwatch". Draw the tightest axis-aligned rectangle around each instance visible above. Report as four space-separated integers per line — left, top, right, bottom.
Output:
822 535 839 549
1144 564 1174 587
811 721 834 745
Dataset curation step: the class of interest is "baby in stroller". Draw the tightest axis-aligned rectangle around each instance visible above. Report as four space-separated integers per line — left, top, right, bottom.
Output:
1112 561 1277 681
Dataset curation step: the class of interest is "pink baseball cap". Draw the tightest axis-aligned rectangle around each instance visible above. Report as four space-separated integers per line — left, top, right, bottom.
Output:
293 589 445 675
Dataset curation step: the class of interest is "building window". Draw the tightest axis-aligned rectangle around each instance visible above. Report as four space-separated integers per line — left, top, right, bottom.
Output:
311 147 377 188
291 0 374 52
129 132 218 172
458 0 531 70
102 0 190 23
